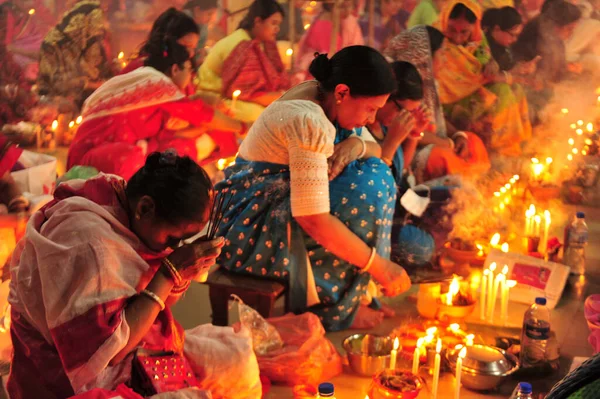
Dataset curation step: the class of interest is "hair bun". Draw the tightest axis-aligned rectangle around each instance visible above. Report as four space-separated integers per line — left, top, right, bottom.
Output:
309 53 332 83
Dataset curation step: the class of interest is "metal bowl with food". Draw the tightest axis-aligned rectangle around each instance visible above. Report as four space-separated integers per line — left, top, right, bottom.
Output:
343 334 393 377
446 344 520 391
368 369 423 399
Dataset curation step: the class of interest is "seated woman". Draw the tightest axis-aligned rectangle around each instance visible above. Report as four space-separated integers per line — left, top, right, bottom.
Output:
122 7 201 96
182 0 219 67
407 0 442 28
0 135 29 214
564 1 600 73
8 151 262 398
197 0 290 123
0 0 54 73
38 0 113 109
512 0 582 124
68 39 247 181
359 0 403 51
385 26 490 183
432 0 532 159
294 0 363 83
215 46 411 332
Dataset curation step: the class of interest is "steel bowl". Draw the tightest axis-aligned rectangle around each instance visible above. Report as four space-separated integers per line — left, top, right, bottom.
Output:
343 334 393 376
446 344 519 391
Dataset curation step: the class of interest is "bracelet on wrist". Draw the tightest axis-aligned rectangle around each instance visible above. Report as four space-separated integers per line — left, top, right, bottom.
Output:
141 289 166 311
171 279 192 295
161 258 183 286
361 247 377 273
356 136 367 159
447 137 455 149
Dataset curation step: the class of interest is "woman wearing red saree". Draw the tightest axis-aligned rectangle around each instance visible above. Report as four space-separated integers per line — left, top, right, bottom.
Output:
8 151 261 398
68 38 247 180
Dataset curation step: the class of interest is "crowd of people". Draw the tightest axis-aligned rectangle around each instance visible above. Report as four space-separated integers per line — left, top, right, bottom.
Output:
2 0 600 397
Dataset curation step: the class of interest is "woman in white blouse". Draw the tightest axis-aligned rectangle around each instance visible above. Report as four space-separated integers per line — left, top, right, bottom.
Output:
215 46 411 331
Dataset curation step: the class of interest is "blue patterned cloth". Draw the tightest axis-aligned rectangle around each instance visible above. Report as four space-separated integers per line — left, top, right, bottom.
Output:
215 127 397 331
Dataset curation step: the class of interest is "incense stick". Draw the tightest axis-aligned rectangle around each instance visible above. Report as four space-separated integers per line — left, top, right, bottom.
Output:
207 190 231 239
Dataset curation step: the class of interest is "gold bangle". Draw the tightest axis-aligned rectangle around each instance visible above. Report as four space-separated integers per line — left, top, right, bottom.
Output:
161 258 183 286
361 247 377 273
141 289 166 311
171 280 191 295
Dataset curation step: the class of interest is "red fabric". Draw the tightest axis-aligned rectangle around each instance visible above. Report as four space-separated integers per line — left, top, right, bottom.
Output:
221 39 290 100
69 384 143 399
121 57 196 96
0 134 22 175
67 98 214 180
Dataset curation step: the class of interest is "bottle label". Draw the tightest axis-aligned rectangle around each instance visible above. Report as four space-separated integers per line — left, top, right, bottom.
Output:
570 231 588 245
525 323 550 340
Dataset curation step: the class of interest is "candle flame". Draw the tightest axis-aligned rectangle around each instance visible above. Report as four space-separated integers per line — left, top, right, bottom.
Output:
426 326 437 336
304 23 310 30
587 123 594 132
568 154 574 161
583 150 588 155
446 276 461 305
417 337 424 348
504 183 511 189
561 108 569 114
544 210 551 223
501 243 509 253
576 129 583 135
365 396 370 399
449 323 460 333
232 89 241 98
483 269 490 276
568 138 575 145
513 174 520 180
509 178 516 184
118 51 124 60
217 158 227 171
578 120 584 126
489 262 497 272
529 204 536 213
502 265 509 275
51 120 58 130
393 337 400 350
500 187 507 193
494 192 501 197
531 157 539 164
506 280 517 288
499 203 505 210
76 115 83 124
68 121 75 128
570 123 577 129
29 8 35 15
546 157 553 164
585 138 593 145
573 148 578 154
465 334 475 346
436 338 442 353
285 48 293 56
532 163 545 177
459 347 467 358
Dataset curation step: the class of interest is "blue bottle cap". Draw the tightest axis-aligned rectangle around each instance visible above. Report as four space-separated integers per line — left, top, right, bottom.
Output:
576 212 585 218
519 382 533 394
535 297 547 305
318 382 334 396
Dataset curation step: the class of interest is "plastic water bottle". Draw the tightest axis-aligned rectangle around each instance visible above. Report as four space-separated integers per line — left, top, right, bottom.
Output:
509 382 533 399
520 298 551 369
564 212 588 275
317 382 336 398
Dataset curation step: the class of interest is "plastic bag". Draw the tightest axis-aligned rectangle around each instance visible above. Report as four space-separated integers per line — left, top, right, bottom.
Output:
183 324 262 399
233 295 284 356
58 166 99 185
257 313 343 386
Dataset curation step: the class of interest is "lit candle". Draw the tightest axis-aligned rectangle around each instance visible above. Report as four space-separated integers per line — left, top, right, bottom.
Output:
501 242 509 253
390 337 399 369
534 215 541 237
448 323 461 334
455 346 467 399
490 267 507 322
28 8 35 15
446 276 460 305
499 265 509 322
465 334 474 346
481 269 489 320
487 263 496 319
587 122 594 132
231 89 241 111
578 120 584 126
286 48 293 57
542 210 551 259
118 51 124 60
68 121 75 129
76 115 83 124
568 138 575 146
502 280 517 325
561 108 569 114
490 233 501 248
432 339 442 399
412 337 424 375
51 120 58 131
576 129 583 135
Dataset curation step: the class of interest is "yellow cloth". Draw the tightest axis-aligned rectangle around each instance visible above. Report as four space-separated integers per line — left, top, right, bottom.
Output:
197 29 251 93
481 0 514 9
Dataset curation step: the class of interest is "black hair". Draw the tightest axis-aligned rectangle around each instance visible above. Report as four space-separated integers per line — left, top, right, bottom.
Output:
449 3 478 23
144 38 190 75
389 61 423 101
541 0 581 26
127 150 212 223
309 46 397 96
238 0 285 30
183 0 218 11
426 26 445 54
481 7 522 31
140 8 199 56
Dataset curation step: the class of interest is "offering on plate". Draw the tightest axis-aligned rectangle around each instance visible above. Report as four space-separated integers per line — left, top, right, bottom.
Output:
369 370 422 399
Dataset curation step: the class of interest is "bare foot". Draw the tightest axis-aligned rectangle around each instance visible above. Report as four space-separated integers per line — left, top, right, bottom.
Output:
351 306 384 329
380 303 396 318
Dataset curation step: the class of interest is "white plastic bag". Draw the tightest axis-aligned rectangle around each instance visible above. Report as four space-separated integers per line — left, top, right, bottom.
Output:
11 150 57 196
233 295 284 356
183 324 261 399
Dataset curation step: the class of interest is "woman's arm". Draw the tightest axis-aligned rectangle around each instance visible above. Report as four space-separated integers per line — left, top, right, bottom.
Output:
201 109 246 134
250 91 284 107
110 272 174 365
419 131 453 148
402 137 420 167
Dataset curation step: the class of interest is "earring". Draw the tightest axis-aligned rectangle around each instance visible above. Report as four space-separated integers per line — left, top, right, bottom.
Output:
336 100 342 105
136 215 141 221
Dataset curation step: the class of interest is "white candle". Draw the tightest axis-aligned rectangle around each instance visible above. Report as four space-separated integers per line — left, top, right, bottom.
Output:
455 347 467 399
480 269 489 320
534 215 541 237
490 268 506 322
487 263 497 319
542 210 551 259
231 89 241 111
412 337 424 375
490 233 501 248
390 337 399 370
501 242 509 253
502 280 517 325
432 339 442 399
465 334 474 347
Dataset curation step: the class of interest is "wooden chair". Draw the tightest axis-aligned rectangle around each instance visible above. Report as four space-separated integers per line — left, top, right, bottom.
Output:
206 268 289 326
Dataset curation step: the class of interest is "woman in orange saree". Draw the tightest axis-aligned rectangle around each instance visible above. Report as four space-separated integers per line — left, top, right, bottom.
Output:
433 0 532 158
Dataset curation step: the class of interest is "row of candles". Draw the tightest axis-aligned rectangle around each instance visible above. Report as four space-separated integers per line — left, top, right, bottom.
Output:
493 175 520 214
387 325 474 399
480 262 517 325
524 204 552 258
